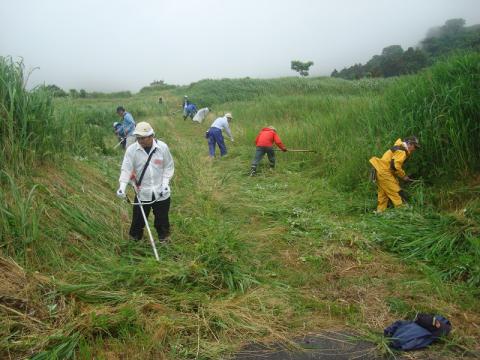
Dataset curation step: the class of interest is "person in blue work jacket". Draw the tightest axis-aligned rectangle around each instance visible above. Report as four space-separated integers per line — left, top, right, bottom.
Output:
183 103 197 120
116 106 136 149
113 122 126 149
205 113 234 158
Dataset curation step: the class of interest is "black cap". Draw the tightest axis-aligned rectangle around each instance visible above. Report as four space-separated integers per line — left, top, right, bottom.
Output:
116 106 125 112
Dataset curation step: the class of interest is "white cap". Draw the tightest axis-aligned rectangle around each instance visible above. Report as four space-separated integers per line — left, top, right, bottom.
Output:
225 113 233 119
133 121 155 137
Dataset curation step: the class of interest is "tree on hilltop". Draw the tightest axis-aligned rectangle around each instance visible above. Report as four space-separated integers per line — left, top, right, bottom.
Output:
291 60 314 77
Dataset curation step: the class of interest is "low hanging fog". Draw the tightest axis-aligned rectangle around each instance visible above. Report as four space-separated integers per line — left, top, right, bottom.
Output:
0 0 479 91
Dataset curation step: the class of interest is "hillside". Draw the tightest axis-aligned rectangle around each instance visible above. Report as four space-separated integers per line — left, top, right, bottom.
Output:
333 18 480 80
1 53 479 359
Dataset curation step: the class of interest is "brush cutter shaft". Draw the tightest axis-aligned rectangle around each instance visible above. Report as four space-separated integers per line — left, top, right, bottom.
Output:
273 149 316 152
130 186 160 262
114 138 125 149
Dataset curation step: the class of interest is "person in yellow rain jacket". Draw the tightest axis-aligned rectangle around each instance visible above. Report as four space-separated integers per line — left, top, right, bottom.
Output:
369 136 420 212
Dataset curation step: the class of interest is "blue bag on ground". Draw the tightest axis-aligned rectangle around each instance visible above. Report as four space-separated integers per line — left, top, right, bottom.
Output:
384 314 452 351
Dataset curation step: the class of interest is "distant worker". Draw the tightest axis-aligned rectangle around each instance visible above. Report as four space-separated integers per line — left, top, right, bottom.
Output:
113 122 126 149
205 113 234 158
369 136 420 212
116 122 175 243
249 126 287 176
158 96 163 104
183 103 197 120
182 95 189 117
116 106 136 148
192 107 209 124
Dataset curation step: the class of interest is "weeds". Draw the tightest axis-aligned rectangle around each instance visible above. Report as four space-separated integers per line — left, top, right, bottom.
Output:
368 208 480 286
0 171 42 262
0 53 479 358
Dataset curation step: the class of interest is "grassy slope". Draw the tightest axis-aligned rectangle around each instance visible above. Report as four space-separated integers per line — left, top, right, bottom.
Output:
1 77 479 359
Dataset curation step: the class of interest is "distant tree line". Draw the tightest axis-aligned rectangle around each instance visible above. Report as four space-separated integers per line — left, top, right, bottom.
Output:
43 79 179 97
41 84 132 98
331 18 480 80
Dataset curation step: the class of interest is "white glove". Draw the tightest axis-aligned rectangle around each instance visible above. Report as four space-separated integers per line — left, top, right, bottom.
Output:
160 184 170 197
116 188 126 199
230 138 234 142
116 182 127 198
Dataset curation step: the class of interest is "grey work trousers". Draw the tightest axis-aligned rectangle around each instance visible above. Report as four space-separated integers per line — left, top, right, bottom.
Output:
251 146 275 168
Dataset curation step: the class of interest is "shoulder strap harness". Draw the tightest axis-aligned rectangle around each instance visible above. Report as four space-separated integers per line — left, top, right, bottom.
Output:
136 144 158 187
389 145 407 171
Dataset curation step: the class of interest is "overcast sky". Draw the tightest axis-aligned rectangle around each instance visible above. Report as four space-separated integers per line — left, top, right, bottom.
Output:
1 0 479 92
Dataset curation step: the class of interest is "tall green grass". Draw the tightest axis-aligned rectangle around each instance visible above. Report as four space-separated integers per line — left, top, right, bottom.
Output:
1 52 479 358
375 52 480 182
331 52 480 188
0 57 55 171
0 171 41 263
369 208 480 287
0 57 116 172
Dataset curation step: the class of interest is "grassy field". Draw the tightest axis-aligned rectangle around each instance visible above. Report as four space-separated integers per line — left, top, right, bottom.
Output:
0 54 479 359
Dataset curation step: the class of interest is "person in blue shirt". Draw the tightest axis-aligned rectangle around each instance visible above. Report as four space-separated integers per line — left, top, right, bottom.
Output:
183 103 197 120
116 106 136 149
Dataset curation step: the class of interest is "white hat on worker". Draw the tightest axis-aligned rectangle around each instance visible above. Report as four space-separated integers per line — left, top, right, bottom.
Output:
225 113 233 119
133 121 155 137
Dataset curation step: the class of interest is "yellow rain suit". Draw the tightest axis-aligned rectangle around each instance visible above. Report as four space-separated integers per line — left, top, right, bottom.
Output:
369 138 410 212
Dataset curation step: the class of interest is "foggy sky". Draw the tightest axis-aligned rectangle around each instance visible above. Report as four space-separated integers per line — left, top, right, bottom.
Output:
1 0 479 92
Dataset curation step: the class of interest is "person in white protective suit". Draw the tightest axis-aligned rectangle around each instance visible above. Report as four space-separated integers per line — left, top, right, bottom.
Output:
192 107 210 123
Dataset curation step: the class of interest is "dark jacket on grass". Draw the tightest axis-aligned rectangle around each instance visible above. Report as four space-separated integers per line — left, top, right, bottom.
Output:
384 314 451 351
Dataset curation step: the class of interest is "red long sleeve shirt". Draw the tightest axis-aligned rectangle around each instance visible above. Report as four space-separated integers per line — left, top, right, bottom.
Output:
255 128 286 151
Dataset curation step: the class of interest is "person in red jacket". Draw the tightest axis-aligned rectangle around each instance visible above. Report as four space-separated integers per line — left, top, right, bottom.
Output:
250 126 287 176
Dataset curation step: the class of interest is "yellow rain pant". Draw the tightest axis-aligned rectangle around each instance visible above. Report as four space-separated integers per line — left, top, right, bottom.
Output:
369 140 410 212
375 172 403 212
